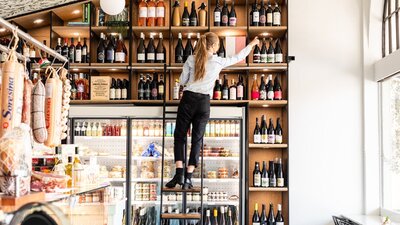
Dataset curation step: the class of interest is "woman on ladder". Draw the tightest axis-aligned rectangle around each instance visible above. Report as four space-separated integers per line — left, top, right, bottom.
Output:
166 32 259 189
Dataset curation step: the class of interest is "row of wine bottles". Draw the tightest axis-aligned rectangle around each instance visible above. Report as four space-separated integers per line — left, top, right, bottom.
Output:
138 73 165 100
212 75 245 100
96 33 128 63
137 32 166 63
251 74 282 101
252 203 284 225
253 39 283 64
55 37 89 63
253 116 283 144
253 158 284 187
138 0 166 26
250 0 281 26
171 1 208 27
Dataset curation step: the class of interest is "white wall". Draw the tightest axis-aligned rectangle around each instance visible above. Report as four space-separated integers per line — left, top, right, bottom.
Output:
288 0 364 224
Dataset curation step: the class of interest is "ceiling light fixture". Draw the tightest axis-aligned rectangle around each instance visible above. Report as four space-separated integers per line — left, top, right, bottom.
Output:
100 0 125 15
73 32 80 36
72 10 80 15
33 19 44 24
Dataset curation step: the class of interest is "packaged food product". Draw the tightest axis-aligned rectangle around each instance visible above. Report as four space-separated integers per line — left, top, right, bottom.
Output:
31 171 69 193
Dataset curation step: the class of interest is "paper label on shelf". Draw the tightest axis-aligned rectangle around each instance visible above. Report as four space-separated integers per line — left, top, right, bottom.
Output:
156 53 164 61
267 13 273 23
139 7 148 17
253 12 260 22
115 52 126 62
277 178 284 187
138 53 145 61
214 12 221 22
147 53 155 60
75 49 82 62
273 13 281 25
261 177 269 187
275 53 283 63
275 135 283 144
156 7 165 17
254 134 261 143
148 7 156 17
267 54 275 63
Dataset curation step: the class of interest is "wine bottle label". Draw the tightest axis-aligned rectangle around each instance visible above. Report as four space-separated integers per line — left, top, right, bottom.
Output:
261 134 267 143
229 88 236 100
138 89 144 98
276 222 284 225
156 53 164 61
253 12 260 22
116 89 122 99
75 50 82 62
122 89 128 99
30 50 36 58
261 177 269 187
251 91 260 100
98 52 105 61
159 86 164 94
222 89 229 99
275 53 283 63
110 89 116 99
82 48 87 56
151 88 158 97
260 54 268 63
173 87 179 99
267 53 275 63
260 14 266 24
260 90 266 100
277 178 284 187
254 134 261 143
77 84 84 93
214 12 221 22
176 55 183 62
222 15 229 24
107 50 115 61
267 91 274 100
213 91 221 100
229 17 237 26
274 91 282 100
138 53 145 61
156 7 165 17
269 178 276 187
268 134 275 144
230 123 236 135
253 223 261 225
115 52 126 62
182 18 190 26
139 7 148 18
190 18 197 26
267 13 273 23
254 174 261 186
253 53 261 63
275 135 283 144
148 7 156 17
145 89 151 98
273 13 281 25
147 53 155 60
237 86 243 98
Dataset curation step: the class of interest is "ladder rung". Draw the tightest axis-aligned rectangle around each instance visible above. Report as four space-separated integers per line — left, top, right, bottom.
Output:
161 213 201 219
162 187 202 193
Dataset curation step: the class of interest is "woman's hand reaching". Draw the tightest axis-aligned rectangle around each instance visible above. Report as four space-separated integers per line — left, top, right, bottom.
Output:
249 36 260 48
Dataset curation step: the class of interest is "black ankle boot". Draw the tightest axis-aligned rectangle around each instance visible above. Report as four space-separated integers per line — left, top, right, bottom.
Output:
182 177 193 189
165 173 184 188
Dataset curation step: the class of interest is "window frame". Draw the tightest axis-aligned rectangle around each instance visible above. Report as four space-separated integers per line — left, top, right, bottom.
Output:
382 0 400 57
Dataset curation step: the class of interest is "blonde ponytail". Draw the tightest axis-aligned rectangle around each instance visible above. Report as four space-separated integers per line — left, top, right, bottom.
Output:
194 32 219 81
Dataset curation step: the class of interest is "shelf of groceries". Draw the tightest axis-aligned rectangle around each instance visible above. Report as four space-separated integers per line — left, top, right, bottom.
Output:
131 200 240 206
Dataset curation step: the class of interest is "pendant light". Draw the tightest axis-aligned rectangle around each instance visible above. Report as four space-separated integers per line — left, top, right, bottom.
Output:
100 0 125 15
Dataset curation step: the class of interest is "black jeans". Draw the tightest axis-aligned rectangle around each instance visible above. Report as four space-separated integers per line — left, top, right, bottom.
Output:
174 91 210 167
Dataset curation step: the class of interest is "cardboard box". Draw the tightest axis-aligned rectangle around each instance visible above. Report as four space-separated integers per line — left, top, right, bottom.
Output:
225 36 247 64
91 76 111 100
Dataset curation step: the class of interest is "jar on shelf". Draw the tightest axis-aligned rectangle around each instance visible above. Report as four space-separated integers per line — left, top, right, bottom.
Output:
85 193 93 203
177 193 182 201
192 193 200 201
92 192 100 202
187 193 192 201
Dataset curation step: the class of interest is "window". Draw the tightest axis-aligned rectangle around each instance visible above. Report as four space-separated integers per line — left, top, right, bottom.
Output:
380 74 400 219
382 0 400 57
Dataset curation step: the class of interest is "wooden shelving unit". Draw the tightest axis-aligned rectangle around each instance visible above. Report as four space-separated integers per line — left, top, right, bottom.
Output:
248 144 288 149
249 187 289 192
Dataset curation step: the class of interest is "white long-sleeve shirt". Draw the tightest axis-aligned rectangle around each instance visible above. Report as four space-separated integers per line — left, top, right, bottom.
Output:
179 45 253 96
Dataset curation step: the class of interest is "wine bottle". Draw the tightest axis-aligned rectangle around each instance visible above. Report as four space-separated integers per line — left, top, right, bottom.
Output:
155 33 165 63
199 3 207 26
229 79 237 100
260 38 267 63
251 1 259 26
267 39 275 63
82 38 88 63
41 40 47 58
55 38 62 55
259 0 266 26
275 39 283 63
137 32 146 63
184 33 193 62
106 35 115 63
251 74 260 100
151 73 158 100
138 74 145 100
69 38 75 63
146 33 156 63
252 203 260 225
259 74 266 100
268 160 276 187
182 1 190 26
229 0 237 26
214 0 221 26
115 79 122 100
267 75 274 100
260 204 268 225
158 74 165 100
175 33 184 63
267 203 275 225
147 0 156 26
144 74 151 100
115 34 127 63
237 75 244 100
273 2 281 26
193 32 201 51
276 158 284 187
62 38 69 59
253 43 261 63
75 37 82 63
273 76 282 100
172 1 181 26
122 79 128 100
261 161 268 187
253 118 261 144
266 1 273 26
217 38 226 57
221 0 229 26
97 33 105 63
220 206 226 225
227 207 233 225
267 118 275 144
213 79 222 100
275 204 284 225
222 74 229 100
275 118 283 144
205 210 212 225
253 161 261 187
261 115 267 143
156 0 166 26
138 0 148 26
110 78 116 100
214 208 219 225
189 1 198 26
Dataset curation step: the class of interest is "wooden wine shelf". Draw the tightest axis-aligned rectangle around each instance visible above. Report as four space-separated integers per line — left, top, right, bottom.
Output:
248 100 288 108
249 187 288 192
248 144 288 149
161 213 201 219
132 26 170 38
90 63 130 72
70 100 135 104
248 63 288 71
210 26 248 36
91 26 130 36
52 26 90 38
171 26 208 37
131 63 166 70
248 26 288 38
